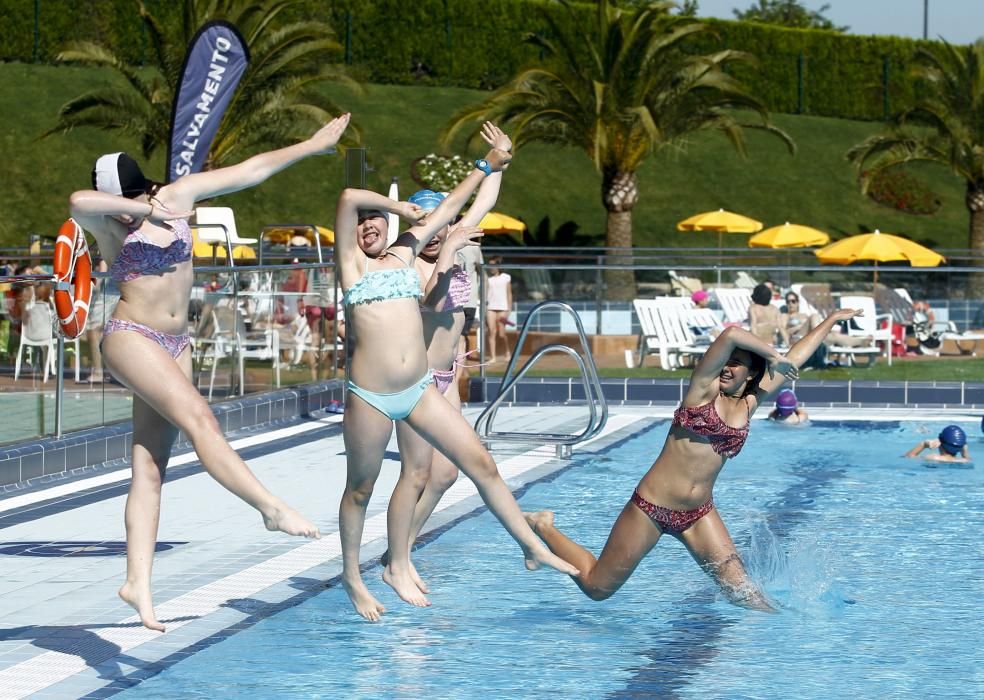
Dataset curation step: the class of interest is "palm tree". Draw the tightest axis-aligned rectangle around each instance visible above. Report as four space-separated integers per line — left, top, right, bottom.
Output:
42 0 358 174
848 40 984 295
443 0 792 297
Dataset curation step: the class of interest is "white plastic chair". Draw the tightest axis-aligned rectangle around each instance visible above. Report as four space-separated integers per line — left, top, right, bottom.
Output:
631 299 709 369
194 207 257 267
14 301 81 382
839 295 893 366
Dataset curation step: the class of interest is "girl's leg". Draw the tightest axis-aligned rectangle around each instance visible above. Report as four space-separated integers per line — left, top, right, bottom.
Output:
382 421 434 607
496 311 510 359
339 392 394 621
407 383 461 546
677 509 773 610
485 309 498 361
525 498 662 600
404 389 578 576
102 333 319 538
118 393 179 631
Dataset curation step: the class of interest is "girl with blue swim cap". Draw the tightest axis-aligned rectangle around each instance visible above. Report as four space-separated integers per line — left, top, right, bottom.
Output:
905 424 970 462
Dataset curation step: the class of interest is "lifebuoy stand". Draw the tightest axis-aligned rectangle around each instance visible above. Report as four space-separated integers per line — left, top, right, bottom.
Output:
52 218 92 339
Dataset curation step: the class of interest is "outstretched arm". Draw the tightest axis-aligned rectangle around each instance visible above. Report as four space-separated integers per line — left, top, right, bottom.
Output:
756 307 863 400
398 146 511 257
458 123 511 227
166 114 350 208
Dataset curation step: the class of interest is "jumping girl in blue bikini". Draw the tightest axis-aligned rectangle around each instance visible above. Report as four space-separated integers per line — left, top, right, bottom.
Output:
335 136 578 621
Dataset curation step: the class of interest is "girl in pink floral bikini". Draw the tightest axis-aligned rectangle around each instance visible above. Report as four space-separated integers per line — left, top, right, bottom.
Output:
525 307 862 609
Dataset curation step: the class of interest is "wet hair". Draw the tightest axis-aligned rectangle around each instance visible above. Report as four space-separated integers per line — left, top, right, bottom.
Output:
751 283 772 306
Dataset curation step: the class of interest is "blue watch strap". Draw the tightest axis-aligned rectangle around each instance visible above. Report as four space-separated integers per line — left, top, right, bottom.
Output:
475 159 493 176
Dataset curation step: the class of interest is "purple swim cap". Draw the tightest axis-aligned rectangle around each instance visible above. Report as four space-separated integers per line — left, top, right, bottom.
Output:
776 389 797 416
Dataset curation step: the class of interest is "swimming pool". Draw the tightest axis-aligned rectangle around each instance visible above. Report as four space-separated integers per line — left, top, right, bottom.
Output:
120 418 982 698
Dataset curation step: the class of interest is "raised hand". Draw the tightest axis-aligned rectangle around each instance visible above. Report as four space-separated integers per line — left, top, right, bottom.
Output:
484 147 512 172
829 307 864 323
395 201 425 223
446 224 484 252
480 122 512 153
309 113 351 155
768 355 799 381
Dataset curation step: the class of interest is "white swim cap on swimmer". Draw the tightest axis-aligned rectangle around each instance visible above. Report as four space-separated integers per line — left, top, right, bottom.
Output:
91 152 150 198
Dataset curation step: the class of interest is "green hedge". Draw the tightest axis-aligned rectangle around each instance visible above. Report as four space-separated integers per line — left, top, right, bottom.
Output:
0 0 940 121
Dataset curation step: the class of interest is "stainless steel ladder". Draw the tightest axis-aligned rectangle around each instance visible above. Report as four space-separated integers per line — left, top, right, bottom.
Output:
474 301 608 458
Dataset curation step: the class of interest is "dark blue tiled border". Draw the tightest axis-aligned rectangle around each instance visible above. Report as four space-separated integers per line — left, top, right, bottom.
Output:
471 377 984 411
0 380 344 491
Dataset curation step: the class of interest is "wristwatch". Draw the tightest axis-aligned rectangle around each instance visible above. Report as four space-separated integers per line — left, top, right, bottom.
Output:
474 159 493 176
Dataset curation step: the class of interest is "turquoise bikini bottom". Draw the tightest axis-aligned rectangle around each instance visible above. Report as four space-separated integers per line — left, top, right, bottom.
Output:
346 370 433 420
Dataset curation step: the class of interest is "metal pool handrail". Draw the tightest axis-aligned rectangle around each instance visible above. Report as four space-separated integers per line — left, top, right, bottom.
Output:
474 301 608 458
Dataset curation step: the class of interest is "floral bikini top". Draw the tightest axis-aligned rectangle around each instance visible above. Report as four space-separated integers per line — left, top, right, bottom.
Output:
109 219 192 283
421 265 471 312
343 248 422 307
672 396 750 458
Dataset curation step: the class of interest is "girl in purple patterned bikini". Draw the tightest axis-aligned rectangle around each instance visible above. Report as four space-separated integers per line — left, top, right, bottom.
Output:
525 307 862 609
67 114 350 632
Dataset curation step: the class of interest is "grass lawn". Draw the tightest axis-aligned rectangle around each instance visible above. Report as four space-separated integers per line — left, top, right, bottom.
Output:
0 62 971 251
483 356 984 382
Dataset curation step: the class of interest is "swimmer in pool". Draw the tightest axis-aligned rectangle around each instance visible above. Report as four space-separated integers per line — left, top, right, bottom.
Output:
905 425 970 463
767 389 808 424
525 307 862 610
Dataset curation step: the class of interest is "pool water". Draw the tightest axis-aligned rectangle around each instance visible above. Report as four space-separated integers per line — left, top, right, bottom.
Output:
121 419 983 698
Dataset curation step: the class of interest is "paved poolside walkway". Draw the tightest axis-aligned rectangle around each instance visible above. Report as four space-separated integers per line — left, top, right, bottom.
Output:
0 405 656 698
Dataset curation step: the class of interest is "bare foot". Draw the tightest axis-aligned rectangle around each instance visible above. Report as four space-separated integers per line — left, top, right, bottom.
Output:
524 510 554 537
408 558 430 594
381 550 429 593
382 566 431 608
119 581 165 632
262 502 321 539
524 545 579 576
341 575 386 621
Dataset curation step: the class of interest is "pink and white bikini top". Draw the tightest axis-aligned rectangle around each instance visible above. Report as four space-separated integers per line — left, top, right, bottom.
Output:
109 219 192 283
422 265 471 312
672 396 750 458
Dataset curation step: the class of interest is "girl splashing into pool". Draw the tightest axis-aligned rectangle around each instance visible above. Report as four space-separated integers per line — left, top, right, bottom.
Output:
68 114 351 631
336 133 577 621
525 307 861 609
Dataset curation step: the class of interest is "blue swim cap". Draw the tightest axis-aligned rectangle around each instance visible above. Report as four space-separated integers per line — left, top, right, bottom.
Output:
408 189 446 212
938 424 967 455
775 389 797 416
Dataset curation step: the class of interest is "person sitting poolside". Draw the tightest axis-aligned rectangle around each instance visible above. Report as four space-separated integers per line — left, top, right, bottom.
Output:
767 389 808 424
905 425 970 463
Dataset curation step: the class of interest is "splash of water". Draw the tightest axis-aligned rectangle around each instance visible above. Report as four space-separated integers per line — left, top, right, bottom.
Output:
743 515 854 616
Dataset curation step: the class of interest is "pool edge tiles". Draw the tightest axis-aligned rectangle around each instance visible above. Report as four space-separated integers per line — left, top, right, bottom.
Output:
0 412 653 699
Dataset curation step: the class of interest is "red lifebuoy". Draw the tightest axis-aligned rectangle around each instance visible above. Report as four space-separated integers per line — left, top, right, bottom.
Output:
53 218 92 339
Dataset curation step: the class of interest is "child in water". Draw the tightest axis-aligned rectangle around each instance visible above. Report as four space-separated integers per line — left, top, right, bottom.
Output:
905 425 970 463
767 389 808 424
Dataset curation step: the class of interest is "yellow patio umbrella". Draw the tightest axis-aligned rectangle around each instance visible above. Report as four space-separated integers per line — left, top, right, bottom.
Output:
191 231 256 261
814 229 945 287
478 211 527 234
748 222 830 248
263 225 334 246
677 209 763 249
